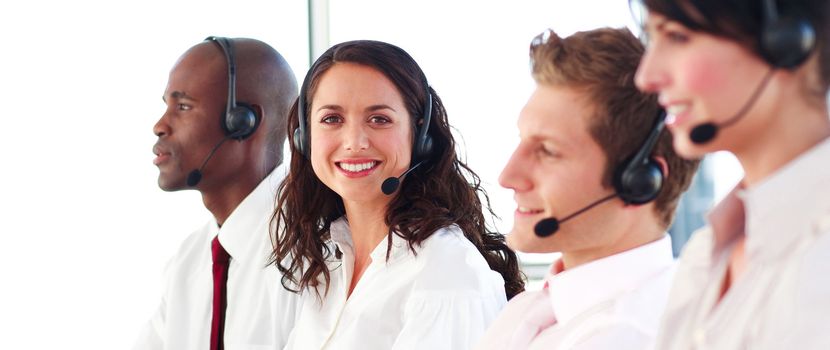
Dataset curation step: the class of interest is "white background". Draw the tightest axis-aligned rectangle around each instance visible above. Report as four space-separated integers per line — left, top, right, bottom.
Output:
0 1 741 348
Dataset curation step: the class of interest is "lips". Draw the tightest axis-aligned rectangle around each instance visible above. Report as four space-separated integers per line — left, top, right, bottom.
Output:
512 198 545 219
335 159 381 178
661 99 693 127
517 206 544 214
152 144 172 166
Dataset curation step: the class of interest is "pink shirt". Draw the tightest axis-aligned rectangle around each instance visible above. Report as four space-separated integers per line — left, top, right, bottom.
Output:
476 236 674 350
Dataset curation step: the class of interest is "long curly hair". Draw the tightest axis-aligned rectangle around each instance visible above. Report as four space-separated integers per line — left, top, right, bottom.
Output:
270 40 524 299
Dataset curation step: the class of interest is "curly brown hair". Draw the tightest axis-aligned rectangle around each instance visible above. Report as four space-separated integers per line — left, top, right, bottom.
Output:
271 40 524 299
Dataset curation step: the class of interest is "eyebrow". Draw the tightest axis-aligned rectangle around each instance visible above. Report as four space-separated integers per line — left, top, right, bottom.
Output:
162 90 197 102
315 104 397 113
652 17 669 32
522 129 572 151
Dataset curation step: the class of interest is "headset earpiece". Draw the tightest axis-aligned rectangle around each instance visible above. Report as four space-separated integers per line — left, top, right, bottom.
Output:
205 36 260 140
614 110 666 205
760 0 816 69
294 65 312 158
224 102 259 139
614 157 664 205
413 91 434 159
292 126 307 157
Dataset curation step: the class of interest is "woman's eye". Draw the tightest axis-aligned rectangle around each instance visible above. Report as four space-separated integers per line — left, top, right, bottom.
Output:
369 115 391 124
321 115 343 124
664 30 689 43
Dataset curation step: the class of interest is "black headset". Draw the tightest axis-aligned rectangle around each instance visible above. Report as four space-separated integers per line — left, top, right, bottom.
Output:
205 36 260 139
292 62 434 160
759 0 816 69
613 109 667 205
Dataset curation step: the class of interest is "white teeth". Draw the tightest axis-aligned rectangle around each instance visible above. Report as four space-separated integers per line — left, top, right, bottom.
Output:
338 161 377 173
666 104 688 116
518 207 541 214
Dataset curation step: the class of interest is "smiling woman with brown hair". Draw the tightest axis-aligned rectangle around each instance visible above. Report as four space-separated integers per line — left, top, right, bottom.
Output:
271 39 524 349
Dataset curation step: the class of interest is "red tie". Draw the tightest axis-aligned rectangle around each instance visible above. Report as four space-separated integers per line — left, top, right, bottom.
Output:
211 236 231 350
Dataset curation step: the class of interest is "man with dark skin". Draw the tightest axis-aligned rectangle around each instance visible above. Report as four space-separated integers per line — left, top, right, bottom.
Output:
135 37 300 350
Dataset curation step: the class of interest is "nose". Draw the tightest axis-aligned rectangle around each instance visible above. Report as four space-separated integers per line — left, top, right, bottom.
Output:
634 47 669 93
153 111 170 137
499 144 533 193
343 121 370 152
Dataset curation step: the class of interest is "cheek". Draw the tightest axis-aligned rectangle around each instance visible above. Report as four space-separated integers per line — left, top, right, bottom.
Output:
383 127 413 165
539 162 607 210
309 130 336 173
680 54 730 96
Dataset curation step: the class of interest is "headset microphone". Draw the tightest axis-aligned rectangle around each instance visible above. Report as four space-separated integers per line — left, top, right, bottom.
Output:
533 109 668 238
534 194 617 237
381 160 425 195
186 130 244 187
688 67 776 145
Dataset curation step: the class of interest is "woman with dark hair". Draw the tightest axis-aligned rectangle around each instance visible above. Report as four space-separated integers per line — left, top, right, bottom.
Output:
633 0 830 348
271 40 524 349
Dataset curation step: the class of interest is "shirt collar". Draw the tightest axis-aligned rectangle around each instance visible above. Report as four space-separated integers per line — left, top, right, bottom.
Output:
709 137 830 259
329 217 409 264
707 185 746 254
215 164 287 264
545 235 674 325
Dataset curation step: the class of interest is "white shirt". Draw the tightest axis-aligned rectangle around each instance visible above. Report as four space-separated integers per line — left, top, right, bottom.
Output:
133 165 302 350
655 138 830 350
476 235 675 350
284 218 507 350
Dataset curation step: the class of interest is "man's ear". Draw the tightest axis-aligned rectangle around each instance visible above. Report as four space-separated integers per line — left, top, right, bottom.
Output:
251 103 265 122
653 155 669 179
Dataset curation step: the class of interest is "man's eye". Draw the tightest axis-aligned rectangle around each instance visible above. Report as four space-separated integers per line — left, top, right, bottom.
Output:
177 104 192 111
537 145 560 158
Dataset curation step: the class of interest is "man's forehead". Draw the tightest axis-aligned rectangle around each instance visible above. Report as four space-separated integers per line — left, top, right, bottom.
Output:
170 43 225 77
166 90 196 100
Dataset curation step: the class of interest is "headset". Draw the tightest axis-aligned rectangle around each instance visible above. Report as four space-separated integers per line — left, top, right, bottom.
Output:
292 61 433 160
759 0 816 69
533 109 666 237
205 36 260 139
613 109 667 205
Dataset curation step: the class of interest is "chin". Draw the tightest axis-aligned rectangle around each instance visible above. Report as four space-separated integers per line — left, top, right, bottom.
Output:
157 176 186 192
671 131 710 160
336 186 384 203
507 228 556 253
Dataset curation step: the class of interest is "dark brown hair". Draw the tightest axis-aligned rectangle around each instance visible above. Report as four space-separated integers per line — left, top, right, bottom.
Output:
639 0 830 95
271 40 524 299
530 27 700 228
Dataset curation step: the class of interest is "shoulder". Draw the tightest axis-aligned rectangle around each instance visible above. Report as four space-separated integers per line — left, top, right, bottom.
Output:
408 226 505 297
165 223 212 272
756 223 830 348
791 222 830 312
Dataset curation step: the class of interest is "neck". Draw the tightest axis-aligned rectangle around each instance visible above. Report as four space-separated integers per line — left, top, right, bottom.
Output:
202 165 273 226
342 199 390 257
733 99 829 187
561 212 664 270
